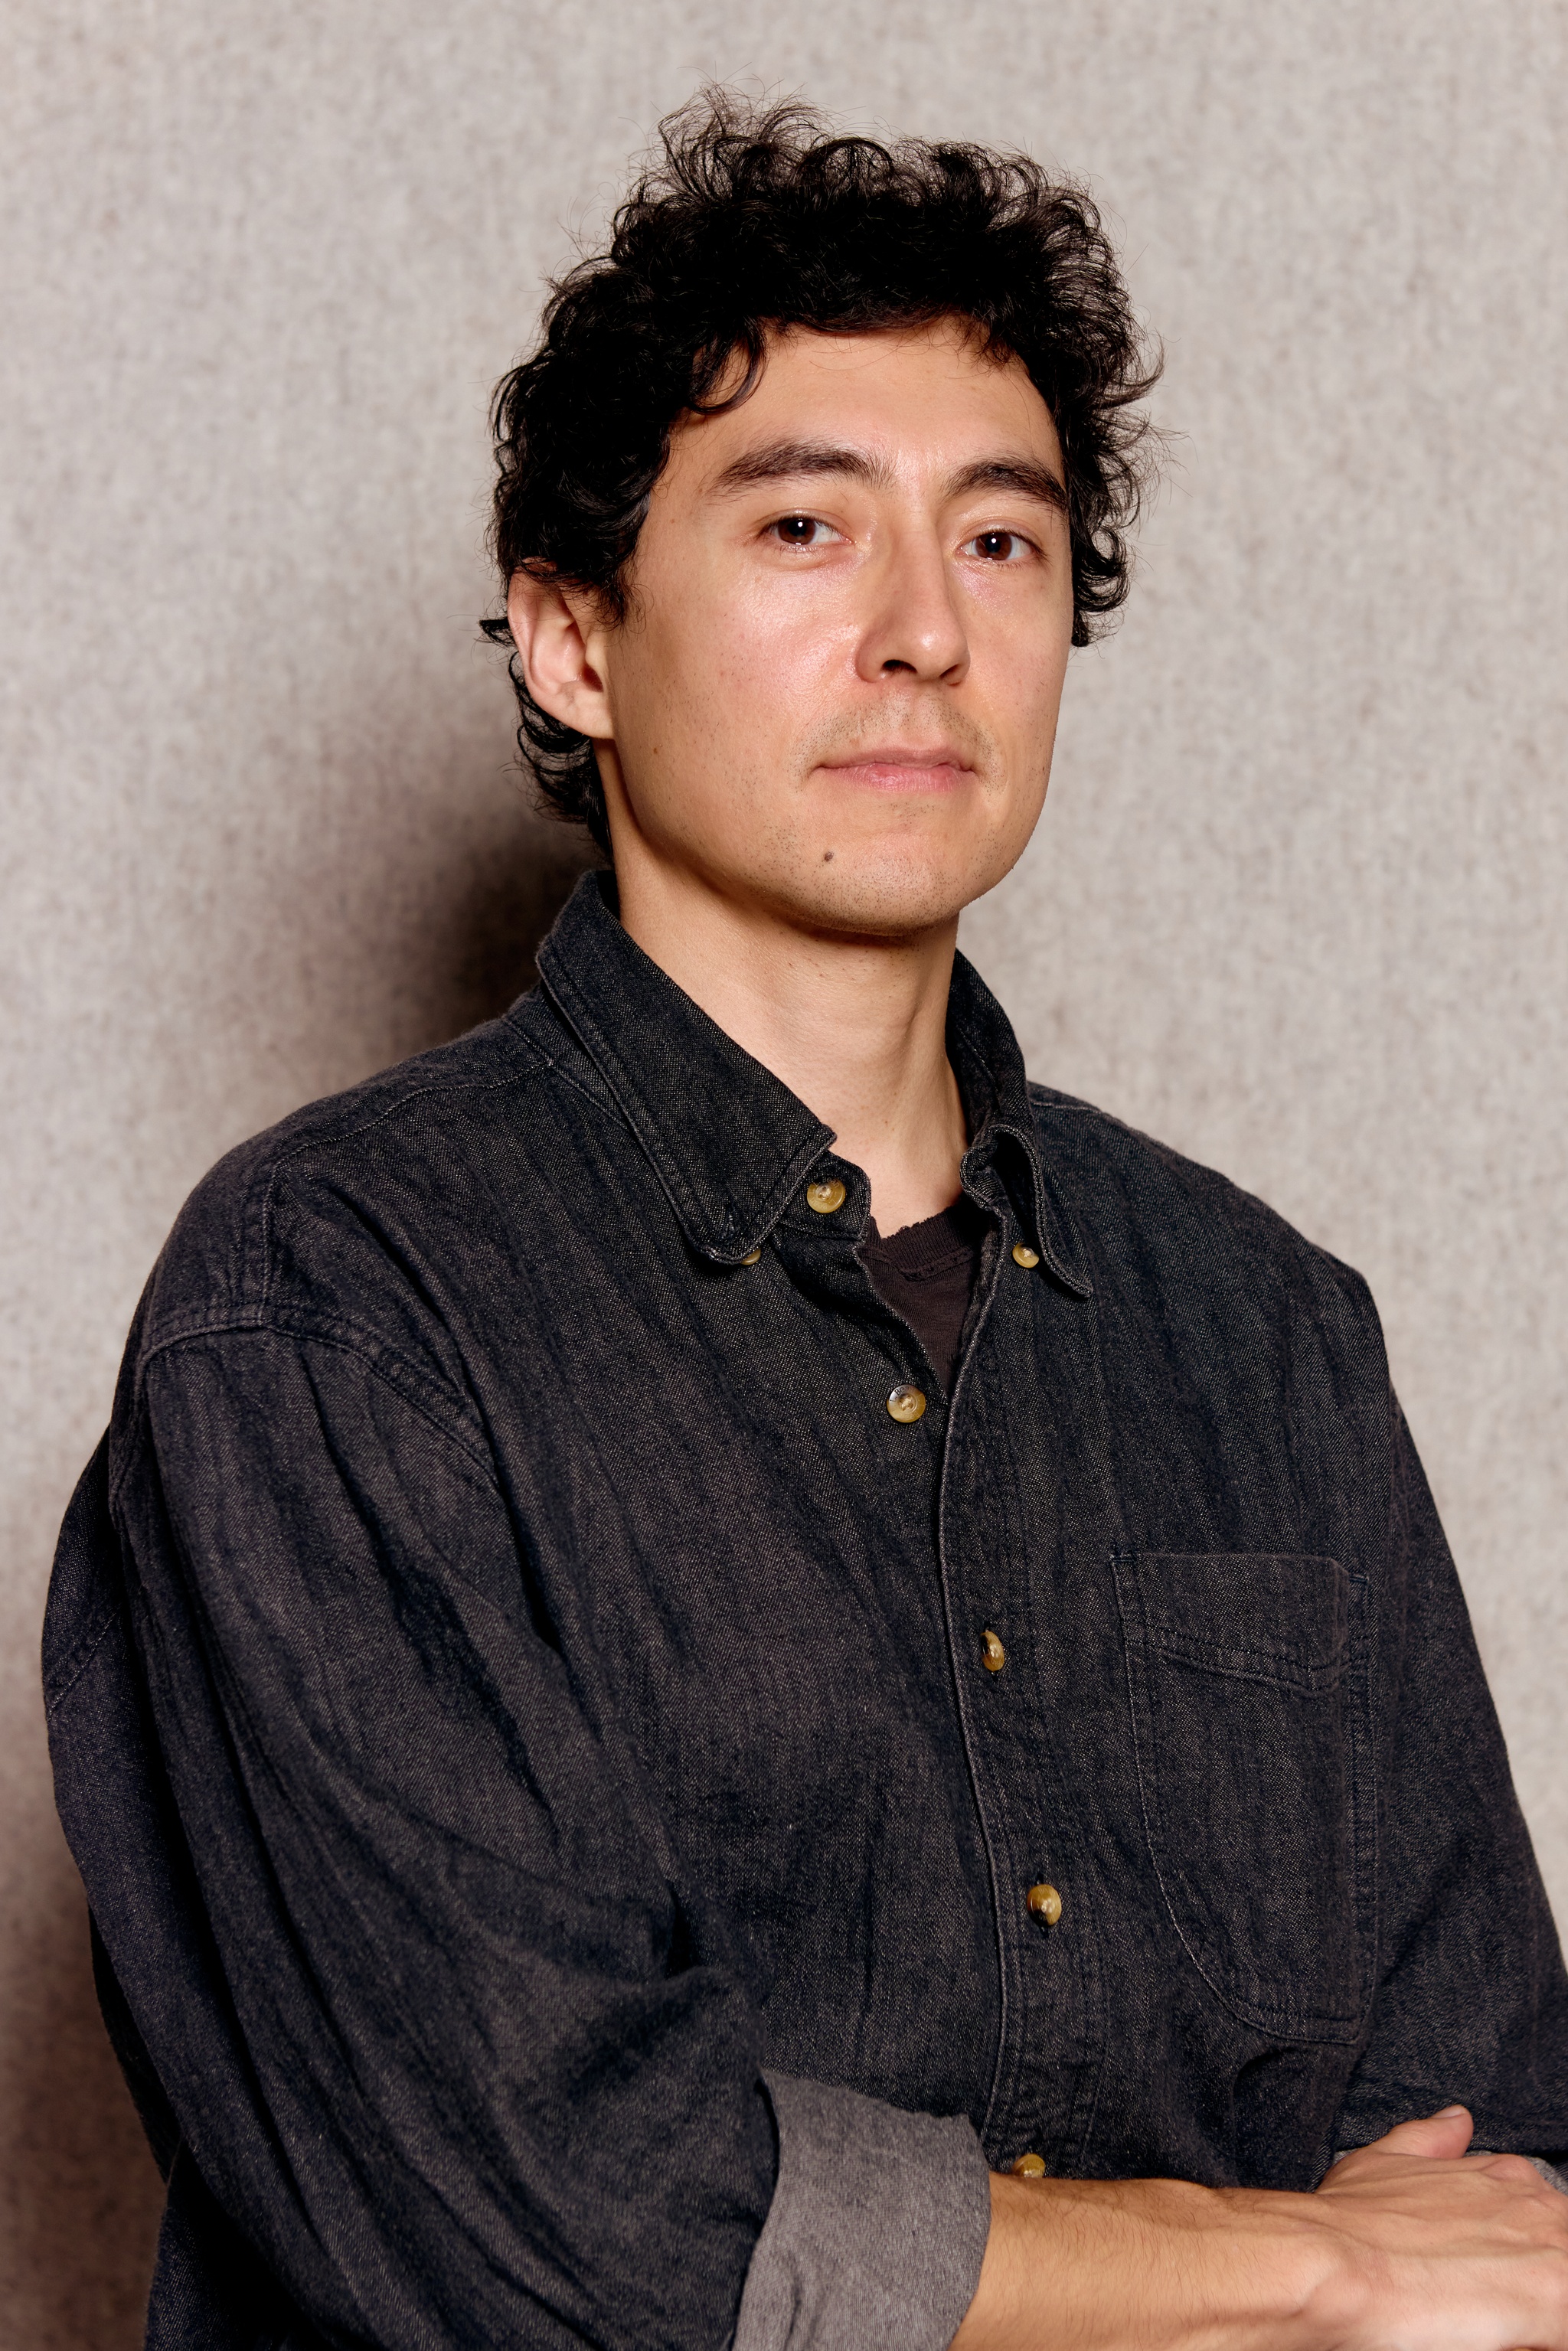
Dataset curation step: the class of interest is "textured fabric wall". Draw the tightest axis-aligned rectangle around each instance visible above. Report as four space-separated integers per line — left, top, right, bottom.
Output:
5 2 1565 2340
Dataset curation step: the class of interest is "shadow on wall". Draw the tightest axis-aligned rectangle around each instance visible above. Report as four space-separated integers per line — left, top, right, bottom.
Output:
439 812 603 1040
12 818 594 2349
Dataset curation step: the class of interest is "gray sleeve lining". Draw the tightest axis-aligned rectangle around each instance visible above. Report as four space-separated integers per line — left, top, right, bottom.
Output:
733 2072 991 2351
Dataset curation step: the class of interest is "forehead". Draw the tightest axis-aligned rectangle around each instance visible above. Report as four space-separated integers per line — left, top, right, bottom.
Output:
669 319 1063 487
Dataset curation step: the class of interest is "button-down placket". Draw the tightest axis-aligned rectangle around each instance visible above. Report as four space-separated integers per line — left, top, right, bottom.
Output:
935 1131 1112 2172
770 1159 957 1443
536 876 1118 2163
763 1097 1110 2174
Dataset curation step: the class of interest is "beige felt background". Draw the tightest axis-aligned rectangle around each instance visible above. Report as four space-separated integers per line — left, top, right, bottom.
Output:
4 0 1566 2340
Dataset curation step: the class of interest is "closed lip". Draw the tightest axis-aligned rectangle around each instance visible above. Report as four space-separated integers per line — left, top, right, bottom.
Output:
817 746 974 786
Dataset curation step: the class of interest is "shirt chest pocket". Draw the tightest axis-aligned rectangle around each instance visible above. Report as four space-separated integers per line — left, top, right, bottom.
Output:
1112 1550 1374 2045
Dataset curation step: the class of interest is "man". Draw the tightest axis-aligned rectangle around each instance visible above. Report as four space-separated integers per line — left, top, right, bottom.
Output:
45 93 1568 2351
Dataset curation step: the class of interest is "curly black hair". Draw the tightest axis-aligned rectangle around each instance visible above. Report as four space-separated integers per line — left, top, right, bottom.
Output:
483 91 1161 855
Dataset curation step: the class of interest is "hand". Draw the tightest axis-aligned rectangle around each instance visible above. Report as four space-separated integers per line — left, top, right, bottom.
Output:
1306 2104 1568 2350
951 2105 1568 2351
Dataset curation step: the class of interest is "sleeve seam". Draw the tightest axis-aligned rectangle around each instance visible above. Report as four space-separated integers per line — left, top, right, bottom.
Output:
43 1599 122 1716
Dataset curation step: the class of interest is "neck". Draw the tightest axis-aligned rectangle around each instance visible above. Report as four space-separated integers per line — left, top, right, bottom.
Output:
613 858 967 1236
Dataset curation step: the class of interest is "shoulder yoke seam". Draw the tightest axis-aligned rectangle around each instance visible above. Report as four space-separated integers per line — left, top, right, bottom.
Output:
129 1318 498 1489
253 1056 550 1319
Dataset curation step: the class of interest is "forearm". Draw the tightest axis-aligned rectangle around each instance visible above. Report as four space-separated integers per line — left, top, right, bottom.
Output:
951 2115 1568 2351
952 2172 1331 2351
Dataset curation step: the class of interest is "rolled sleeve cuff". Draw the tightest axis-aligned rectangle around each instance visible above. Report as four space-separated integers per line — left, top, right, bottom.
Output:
734 2071 991 2351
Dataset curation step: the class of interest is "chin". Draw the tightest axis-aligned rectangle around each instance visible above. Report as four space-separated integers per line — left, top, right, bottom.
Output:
768 844 1001 939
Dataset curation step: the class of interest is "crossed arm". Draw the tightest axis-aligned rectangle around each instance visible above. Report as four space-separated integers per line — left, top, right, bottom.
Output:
955 2108 1568 2351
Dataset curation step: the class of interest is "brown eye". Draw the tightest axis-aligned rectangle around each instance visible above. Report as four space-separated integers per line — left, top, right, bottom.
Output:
972 530 1022 561
773 515 820 545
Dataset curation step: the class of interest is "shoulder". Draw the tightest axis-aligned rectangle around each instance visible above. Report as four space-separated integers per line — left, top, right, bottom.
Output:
135 996 577 1362
1025 1079 1377 1334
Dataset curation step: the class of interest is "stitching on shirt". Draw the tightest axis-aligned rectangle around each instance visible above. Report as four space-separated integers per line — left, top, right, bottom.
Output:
503 997 635 1127
864 1246 975 1278
43 1600 122 1715
539 1053 632 1126
132 1319 499 1487
933 1210 1019 2144
1024 1085 1384 1327
503 998 620 1096
539 955 832 1257
253 1054 550 1321
1145 1631 1349 1693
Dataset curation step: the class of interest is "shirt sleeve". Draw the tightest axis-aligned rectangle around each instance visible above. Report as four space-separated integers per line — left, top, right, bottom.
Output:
737 2075 991 2351
1333 1402 1568 2158
66 1324 987 2351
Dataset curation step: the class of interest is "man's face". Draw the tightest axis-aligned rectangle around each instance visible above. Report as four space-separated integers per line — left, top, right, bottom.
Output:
557 319 1076 937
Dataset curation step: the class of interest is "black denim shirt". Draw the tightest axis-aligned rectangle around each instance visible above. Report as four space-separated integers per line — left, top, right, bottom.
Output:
45 872 1568 2351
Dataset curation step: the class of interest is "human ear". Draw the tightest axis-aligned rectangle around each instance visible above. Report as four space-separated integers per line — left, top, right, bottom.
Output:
506 568 615 740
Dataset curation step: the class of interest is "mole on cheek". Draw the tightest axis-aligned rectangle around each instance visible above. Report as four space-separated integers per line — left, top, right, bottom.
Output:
823 850 835 862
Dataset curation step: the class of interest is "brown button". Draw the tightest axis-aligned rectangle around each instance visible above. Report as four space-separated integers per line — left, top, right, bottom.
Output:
1011 1242 1040 1269
805 1177 847 1214
886 1384 927 1424
1026 1882 1063 1926
981 1628 1007 1672
740 1247 762 1265
1010 2152 1047 2178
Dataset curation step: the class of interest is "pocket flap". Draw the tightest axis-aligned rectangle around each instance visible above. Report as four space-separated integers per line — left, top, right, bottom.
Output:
1126 1552 1351 1692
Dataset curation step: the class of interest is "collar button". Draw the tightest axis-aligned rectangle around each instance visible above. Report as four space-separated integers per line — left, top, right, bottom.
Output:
805 1177 848 1215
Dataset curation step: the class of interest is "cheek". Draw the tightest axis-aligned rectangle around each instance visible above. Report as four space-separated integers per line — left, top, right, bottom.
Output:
620 559 845 754
966 582 1073 723
707 576 854 707
963 553 1073 645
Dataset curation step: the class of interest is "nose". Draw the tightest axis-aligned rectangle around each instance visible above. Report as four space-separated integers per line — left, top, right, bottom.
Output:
854 527 970 687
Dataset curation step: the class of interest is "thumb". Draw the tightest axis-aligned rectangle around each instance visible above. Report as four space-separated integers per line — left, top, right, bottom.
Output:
1355 2107 1475 2164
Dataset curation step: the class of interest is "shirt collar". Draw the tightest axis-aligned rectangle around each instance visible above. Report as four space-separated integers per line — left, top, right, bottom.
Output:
534 870 1089 1294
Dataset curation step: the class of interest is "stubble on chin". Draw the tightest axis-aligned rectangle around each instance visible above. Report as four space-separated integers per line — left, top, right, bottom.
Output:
760 706 1034 939
733 779 1017 945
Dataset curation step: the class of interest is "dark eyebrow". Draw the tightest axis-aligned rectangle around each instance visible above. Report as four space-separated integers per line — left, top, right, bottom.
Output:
709 439 897 495
943 457 1069 513
708 439 1069 514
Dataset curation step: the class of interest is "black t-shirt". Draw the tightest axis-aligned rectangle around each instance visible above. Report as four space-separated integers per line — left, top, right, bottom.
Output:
859 1197 986 1393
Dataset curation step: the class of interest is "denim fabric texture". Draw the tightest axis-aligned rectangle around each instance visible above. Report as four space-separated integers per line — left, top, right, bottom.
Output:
44 870 1568 2351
